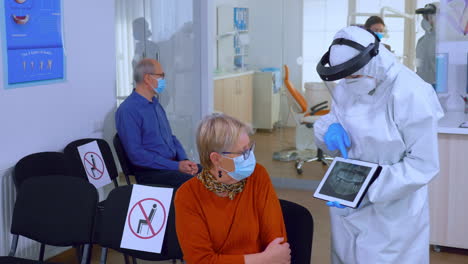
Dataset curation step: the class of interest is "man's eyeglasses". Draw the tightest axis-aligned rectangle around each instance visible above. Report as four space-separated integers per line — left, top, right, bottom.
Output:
222 142 255 160
150 72 165 79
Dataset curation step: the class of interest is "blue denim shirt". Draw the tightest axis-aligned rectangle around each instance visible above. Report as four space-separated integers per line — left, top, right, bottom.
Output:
116 91 187 171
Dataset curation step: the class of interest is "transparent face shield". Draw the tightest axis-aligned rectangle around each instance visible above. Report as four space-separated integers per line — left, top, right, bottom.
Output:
317 33 381 115
324 75 388 121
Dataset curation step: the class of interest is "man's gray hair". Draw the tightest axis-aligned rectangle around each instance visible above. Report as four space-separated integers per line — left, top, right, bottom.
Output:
133 59 155 84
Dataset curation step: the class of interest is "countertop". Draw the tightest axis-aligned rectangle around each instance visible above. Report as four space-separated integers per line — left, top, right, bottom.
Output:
438 111 468 135
213 70 255 80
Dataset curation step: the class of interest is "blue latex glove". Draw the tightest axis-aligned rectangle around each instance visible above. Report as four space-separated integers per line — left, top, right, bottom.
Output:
326 201 346 209
324 123 351 159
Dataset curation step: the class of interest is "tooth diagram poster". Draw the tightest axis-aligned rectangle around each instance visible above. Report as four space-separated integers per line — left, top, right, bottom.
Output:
3 0 64 85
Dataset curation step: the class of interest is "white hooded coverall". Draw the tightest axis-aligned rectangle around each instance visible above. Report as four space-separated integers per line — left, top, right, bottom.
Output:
314 27 444 264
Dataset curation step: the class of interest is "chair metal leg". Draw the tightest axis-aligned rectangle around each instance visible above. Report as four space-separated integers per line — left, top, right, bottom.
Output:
74 245 83 263
100 247 108 264
39 243 45 261
80 244 90 264
113 179 119 188
123 254 130 264
8 234 19 257
304 157 319 163
125 174 131 185
295 160 305 174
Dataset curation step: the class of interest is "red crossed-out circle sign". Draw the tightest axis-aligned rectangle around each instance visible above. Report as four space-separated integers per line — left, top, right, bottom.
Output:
128 198 167 239
83 152 104 180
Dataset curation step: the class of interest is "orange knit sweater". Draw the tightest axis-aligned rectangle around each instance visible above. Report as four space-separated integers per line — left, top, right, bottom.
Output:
175 164 287 264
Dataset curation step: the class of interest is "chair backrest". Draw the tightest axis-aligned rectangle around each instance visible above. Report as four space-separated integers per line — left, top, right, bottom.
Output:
11 175 98 246
14 152 71 190
64 138 119 184
95 185 182 261
280 199 313 264
284 65 308 114
113 133 135 185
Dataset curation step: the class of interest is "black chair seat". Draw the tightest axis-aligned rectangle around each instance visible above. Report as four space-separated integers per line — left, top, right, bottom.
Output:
1 176 98 264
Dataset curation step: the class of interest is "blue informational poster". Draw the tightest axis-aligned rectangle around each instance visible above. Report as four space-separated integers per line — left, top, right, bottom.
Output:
3 0 64 85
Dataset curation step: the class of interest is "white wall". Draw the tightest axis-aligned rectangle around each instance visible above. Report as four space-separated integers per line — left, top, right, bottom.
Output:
0 0 116 258
0 0 116 170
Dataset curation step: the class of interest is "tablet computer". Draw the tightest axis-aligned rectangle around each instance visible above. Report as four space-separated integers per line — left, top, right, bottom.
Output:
313 157 382 208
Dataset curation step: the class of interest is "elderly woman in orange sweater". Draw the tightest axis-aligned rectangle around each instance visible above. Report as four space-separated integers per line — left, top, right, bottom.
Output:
175 113 290 264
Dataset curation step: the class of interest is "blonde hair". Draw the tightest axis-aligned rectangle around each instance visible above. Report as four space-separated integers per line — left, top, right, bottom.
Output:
196 113 252 169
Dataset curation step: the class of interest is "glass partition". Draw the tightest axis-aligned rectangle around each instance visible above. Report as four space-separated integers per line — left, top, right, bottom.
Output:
115 0 200 160
213 0 329 184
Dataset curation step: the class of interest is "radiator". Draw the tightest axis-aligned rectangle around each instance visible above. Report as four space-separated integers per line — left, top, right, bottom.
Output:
0 167 66 260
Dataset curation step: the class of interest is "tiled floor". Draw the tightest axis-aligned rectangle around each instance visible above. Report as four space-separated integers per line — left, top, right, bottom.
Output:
48 128 468 263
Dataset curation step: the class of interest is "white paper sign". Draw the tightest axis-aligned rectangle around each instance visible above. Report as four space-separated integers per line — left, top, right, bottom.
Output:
120 184 174 253
77 140 112 188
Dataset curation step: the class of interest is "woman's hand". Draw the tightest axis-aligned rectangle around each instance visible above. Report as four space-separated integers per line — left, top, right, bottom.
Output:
263 237 291 264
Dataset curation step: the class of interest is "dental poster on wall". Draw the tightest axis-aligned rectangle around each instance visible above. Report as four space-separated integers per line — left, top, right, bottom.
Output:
3 0 64 86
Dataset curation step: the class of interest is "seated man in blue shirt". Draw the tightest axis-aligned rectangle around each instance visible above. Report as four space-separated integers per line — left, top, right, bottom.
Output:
116 58 199 187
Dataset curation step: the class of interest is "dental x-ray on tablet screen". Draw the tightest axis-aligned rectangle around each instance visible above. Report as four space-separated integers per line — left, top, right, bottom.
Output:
313 157 382 208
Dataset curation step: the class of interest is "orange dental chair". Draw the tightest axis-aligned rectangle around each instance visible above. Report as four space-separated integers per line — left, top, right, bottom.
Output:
277 65 333 174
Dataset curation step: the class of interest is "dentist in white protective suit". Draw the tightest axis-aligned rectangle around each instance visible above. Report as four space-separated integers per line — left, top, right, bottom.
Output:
314 26 444 263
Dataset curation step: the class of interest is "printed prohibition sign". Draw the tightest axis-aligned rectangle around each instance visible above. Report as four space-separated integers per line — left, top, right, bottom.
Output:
83 152 104 180
128 198 167 239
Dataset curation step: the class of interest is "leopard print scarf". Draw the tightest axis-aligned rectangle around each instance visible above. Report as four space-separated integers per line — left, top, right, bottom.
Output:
197 168 246 200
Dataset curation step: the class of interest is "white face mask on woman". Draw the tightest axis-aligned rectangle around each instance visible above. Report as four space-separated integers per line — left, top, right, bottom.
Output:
345 76 377 96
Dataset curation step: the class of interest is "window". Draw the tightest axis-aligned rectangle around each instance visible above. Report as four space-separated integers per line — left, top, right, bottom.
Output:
302 0 348 84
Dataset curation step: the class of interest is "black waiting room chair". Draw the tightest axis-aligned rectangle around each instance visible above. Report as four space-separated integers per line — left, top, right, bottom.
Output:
64 138 138 264
279 199 314 264
13 152 75 261
113 134 137 185
64 138 120 188
95 184 183 263
0 176 98 264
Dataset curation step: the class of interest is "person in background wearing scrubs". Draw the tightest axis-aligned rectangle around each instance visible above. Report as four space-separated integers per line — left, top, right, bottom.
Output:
364 16 392 51
416 2 439 89
364 16 385 39
315 26 444 263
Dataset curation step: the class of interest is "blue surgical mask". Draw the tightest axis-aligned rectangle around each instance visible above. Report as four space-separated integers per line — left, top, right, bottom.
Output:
221 151 256 181
152 77 166 94
375 32 384 40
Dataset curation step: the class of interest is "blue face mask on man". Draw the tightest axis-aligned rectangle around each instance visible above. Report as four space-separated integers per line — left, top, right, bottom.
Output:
151 75 166 94
221 149 256 181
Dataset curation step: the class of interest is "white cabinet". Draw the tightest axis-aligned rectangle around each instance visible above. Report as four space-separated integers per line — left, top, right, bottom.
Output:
214 73 253 126
429 133 468 249
252 71 280 130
